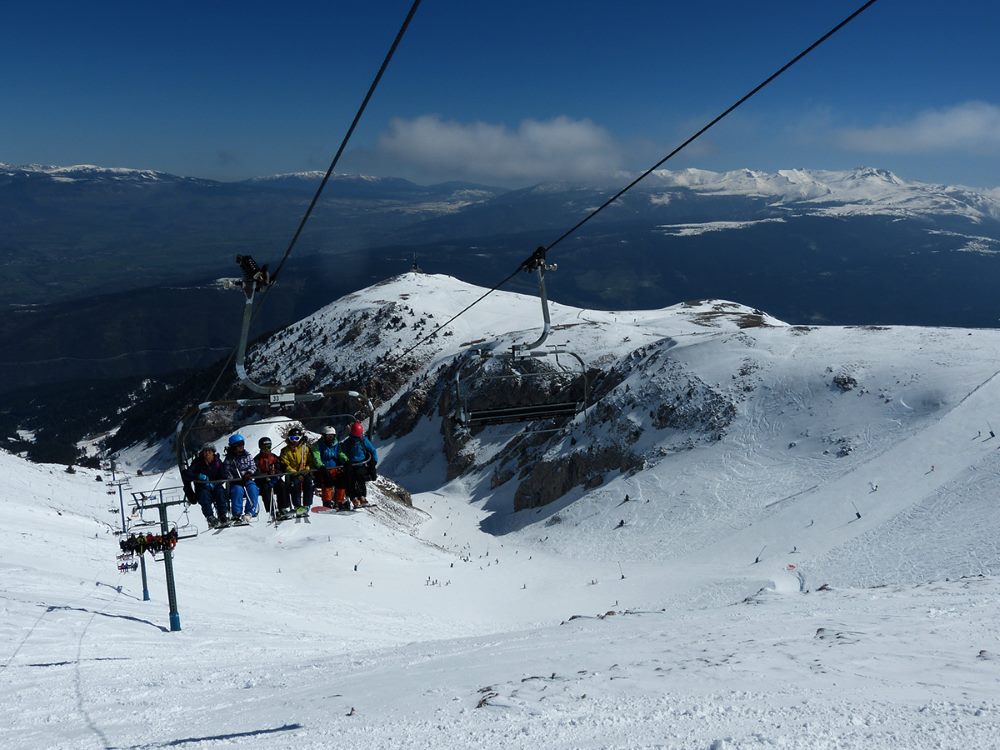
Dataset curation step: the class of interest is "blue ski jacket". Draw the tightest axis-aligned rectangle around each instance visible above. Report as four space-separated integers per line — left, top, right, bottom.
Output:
316 439 347 468
341 435 377 465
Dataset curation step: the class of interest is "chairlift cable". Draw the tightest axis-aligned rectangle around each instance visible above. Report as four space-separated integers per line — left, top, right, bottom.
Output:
542 0 878 256
204 0 422 404
386 0 878 364
160 0 422 488
268 0 422 286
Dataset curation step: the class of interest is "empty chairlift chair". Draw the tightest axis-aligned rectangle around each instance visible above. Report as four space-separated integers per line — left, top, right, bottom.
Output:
453 248 589 428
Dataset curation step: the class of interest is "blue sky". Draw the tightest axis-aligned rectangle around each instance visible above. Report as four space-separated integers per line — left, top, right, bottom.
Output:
3 0 999 188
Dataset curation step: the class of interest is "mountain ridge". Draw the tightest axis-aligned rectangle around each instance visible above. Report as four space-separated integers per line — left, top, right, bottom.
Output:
5 160 998 218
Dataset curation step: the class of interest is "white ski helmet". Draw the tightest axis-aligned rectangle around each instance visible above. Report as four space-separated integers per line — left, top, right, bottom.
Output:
322 426 336 437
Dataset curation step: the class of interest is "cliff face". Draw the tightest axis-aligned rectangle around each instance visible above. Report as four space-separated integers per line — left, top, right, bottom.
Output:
369 311 743 510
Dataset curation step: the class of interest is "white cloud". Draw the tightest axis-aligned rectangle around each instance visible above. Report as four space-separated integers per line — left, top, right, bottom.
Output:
838 101 1000 154
376 114 622 183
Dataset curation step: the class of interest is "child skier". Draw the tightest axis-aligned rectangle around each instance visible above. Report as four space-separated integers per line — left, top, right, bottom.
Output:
279 427 317 516
223 433 260 523
314 426 348 509
339 421 378 509
254 437 290 519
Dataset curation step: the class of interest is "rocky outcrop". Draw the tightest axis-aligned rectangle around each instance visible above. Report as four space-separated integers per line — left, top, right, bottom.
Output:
373 474 413 507
832 373 858 392
513 446 643 511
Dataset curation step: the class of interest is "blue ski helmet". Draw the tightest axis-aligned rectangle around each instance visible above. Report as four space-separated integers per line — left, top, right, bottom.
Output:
228 433 246 446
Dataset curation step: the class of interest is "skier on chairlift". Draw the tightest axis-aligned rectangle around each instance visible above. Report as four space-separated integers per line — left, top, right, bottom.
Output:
340 421 378 509
314 426 348 509
224 433 260 523
182 443 229 528
254 436 290 519
280 426 317 516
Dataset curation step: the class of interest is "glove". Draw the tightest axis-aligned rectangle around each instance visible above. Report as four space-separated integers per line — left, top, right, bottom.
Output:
196 473 208 482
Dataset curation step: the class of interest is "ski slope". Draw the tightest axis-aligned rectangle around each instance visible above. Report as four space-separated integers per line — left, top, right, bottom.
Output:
4 276 1000 748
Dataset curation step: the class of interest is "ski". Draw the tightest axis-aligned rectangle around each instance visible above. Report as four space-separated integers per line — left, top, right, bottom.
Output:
268 507 309 525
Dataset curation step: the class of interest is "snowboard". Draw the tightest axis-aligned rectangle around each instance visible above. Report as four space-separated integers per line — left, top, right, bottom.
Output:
310 505 354 514
310 503 376 514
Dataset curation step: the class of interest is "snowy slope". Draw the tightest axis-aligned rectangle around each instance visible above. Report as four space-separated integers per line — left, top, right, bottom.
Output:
5 274 1000 748
242 274 1000 588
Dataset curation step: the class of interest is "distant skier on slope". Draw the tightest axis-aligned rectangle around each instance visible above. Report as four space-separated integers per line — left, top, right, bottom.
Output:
340 421 378 509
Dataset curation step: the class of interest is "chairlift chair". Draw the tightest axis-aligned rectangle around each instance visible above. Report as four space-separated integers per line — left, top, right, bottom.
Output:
453 248 589 428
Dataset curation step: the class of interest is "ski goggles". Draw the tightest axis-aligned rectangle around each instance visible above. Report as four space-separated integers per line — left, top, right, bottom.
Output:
288 434 302 442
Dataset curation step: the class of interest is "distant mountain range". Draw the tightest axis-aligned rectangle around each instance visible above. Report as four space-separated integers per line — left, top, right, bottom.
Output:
0 162 505 307
1 161 999 401
645 166 1000 220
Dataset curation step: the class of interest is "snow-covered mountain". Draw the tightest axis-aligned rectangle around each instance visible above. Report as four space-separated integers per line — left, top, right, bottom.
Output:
7 271 1000 748
644 166 1000 221
6 160 996 218
235 273 1000 584
0 162 211 185
243 170 502 205
0 162 502 204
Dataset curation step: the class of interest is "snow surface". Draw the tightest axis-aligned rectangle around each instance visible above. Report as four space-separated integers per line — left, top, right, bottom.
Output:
5 274 1000 748
657 219 787 236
